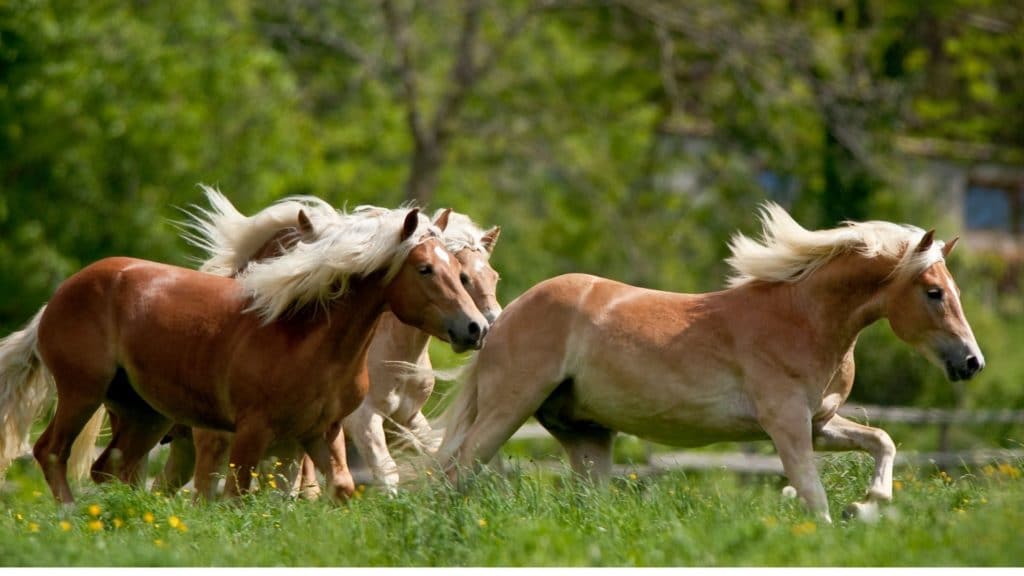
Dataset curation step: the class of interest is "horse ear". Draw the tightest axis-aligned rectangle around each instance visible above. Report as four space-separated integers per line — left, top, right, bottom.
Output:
942 235 960 258
400 208 420 242
433 208 452 232
915 229 935 253
297 210 315 241
481 226 501 253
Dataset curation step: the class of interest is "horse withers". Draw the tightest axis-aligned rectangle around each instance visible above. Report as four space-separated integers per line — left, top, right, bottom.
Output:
0 198 488 504
435 203 983 523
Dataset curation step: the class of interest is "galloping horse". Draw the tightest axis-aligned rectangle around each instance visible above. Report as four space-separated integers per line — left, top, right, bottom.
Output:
0 196 488 503
156 190 503 496
435 203 984 523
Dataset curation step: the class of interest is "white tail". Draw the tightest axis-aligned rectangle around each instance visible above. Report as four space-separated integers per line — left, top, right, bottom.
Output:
0 307 53 477
0 306 102 481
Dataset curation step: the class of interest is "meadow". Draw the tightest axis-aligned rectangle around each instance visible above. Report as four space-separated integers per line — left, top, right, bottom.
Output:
2 451 1022 567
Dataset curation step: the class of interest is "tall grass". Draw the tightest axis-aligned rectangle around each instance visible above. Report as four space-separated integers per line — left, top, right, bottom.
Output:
1 454 1022 566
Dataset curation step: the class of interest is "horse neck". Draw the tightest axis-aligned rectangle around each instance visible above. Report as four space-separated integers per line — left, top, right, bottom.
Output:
790 252 898 354
321 273 391 361
373 311 432 363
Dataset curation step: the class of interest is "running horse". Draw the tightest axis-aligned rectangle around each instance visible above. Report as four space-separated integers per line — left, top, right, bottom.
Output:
436 203 984 523
0 196 488 504
156 190 502 496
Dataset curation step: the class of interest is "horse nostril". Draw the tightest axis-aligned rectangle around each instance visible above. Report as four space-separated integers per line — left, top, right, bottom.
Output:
966 355 981 373
467 322 481 338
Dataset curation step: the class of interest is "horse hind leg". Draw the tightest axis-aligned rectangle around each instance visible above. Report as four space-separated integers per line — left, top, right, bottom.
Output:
33 393 107 504
91 369 173 486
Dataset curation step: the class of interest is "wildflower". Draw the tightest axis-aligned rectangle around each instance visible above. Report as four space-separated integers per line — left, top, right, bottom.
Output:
980 497 988 505
893 480 904 491
274 460 282 468
59 521 72 532
168 516 181 529
791 521 816 536
88 504 101 517
88 520 103 532
983 465 996 477
113 518 124 529
478 518 488 528
143 512 155 524
762 516 778 528
939 470 952 484
229 462 236 468
998 463 1021 480
153 491 162 497
250 470 259 478
268 479 278 490
177 523 188 533
15 513 23 521
628 473 638 481
154 539 165 548
28 522 39 533
31 490 42 498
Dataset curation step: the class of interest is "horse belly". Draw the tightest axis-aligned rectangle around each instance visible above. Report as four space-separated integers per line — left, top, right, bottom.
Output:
571 365 765 447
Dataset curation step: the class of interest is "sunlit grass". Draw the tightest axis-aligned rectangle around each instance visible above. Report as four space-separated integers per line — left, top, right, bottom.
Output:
1 454 1023 566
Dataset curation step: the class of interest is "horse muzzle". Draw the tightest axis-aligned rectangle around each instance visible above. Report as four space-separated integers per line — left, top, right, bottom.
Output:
446 317 488 353
943 351 985 382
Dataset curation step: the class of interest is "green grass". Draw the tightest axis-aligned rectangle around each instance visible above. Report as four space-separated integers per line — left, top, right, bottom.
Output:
2 454 1023 566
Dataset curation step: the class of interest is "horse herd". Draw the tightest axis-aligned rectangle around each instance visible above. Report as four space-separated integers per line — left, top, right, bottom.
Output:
0 190 984 524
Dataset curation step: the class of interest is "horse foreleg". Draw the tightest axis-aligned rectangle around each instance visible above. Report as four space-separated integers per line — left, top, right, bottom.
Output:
407 411 441 453
304 424 355 502
814 413 895 521
92 407 172 488
346 406 399 492
193 428 233 500
293 454 321 500
760 403 832 524
153 425 196 495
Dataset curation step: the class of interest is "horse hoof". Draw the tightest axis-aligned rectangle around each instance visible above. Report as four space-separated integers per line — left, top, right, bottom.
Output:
843 500 880 523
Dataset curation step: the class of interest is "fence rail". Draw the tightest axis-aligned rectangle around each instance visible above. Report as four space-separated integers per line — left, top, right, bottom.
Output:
509 404 1024 474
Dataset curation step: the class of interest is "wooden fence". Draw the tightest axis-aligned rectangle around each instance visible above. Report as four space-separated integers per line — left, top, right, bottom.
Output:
508 403 1024 475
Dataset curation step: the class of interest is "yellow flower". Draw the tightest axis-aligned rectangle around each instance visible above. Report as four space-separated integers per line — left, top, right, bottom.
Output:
268 480 278 490
893 480 904 491
88 520 104 532
59 521 72 532
998 463 1021 480
15 513 23 521
153 491 162 497
176 523 188 533
28 522 39 533
358 484 366 493
274 460 282 468
88 504 101 517
154 539 165 548
168 516 181 529
628 473 638 481
762 516 778 528
477 518 488 528
229 462 236 468
143 512 155 524
31 490 42 498
250 470 259 478
791 521 816 536
113 518 124 529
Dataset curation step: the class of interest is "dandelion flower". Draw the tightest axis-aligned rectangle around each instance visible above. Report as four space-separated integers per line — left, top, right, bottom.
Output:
88 504 101 517
791 521 816 536
143 512 155 524
168 516 181 529
15 513 23 521
88 520 103 531
32 490 42 498
113 518 124 529
154 539 165 548
628 472 638 481
59 521 72 532
893 480 903 491
478 518 488 528
268 480 278 490
28 522 39 533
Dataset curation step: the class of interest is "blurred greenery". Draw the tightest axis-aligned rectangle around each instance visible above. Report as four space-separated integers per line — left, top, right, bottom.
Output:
2 0 1023 442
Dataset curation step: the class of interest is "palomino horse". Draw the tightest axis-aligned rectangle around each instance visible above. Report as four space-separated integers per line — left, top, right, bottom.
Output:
0 197 488 504
157 191 503 496
436 203 984 523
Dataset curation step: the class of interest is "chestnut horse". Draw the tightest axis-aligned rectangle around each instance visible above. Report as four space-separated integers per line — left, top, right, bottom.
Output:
435 203 984 523
0 198 488 504
156 191 502 495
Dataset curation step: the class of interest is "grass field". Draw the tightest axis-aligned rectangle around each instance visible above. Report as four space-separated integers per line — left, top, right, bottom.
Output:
1 452 1022 567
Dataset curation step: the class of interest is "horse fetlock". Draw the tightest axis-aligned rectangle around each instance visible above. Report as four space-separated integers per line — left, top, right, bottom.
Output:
843 499 881 523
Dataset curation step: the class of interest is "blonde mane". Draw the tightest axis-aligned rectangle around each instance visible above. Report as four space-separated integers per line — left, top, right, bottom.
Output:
432 209 492 256
180 186 342 277
726 202 945 288
183 187 440 322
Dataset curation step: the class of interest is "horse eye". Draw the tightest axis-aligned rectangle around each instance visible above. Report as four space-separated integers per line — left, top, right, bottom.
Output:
926 288 944 301
460 272 471 286
418 265 433 276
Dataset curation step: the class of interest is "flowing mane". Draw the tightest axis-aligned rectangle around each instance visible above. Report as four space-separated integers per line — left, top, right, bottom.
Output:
432 209 492 256
183 187 440 322
180 185 341 277
726 202 946 288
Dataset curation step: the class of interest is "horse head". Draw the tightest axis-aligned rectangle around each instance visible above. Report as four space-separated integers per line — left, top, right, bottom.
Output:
385 209 489 353
886 232 985 381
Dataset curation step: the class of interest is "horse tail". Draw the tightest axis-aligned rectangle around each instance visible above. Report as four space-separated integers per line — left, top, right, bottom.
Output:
68 407 104 481
0 307 54 478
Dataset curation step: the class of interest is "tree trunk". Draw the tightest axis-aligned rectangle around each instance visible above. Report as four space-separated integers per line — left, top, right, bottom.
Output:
405 140 443 206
